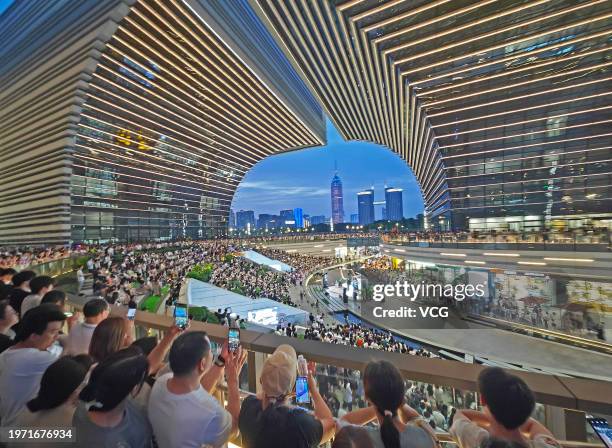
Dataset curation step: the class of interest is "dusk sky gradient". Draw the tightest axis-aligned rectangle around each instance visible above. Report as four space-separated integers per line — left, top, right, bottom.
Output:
232 120 425 220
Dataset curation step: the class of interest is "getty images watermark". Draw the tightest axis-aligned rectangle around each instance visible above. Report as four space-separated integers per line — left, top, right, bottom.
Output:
360 281 486 329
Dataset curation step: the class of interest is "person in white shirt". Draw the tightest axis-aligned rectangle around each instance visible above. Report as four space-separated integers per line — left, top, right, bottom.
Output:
62 299 109 356
147 331 246 448
0 304 66 426
77 267 85 296
20 276 55 317
11 355 92 448
450 367 560 448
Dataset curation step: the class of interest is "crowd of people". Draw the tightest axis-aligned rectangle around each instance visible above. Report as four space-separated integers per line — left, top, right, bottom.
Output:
386 227 610 246
76 240 334 310
0 298 562 448
301 320 438 358
0 247 71 270
0 239 575 448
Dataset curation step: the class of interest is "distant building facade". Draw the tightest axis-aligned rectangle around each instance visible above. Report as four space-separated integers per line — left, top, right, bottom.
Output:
385 187 404 221
236 210 255 230
280 209 295 227
310 215 326 225
357 189 375 225
350 214 358 224
257 214 280 230
293 208 304 228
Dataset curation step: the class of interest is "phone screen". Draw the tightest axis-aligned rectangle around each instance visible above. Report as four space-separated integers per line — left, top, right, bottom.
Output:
228 328 240 353
174 305 188 329
127 308 136 320
588 418 612 448
296 376 310 404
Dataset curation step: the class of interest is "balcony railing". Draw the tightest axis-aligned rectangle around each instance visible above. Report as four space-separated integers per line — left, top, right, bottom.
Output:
64 296 610 447
386 234 611 252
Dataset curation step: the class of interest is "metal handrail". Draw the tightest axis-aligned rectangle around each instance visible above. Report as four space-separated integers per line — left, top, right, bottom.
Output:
91 303 611 416
214 384 605 448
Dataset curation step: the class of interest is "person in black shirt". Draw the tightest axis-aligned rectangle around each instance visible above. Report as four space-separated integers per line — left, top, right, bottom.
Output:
238 344 335 448
0 268 16 301
7 270 35 319
0 300 19 353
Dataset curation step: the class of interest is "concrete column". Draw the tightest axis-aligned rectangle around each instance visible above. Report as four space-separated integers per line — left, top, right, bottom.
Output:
247 350 267 394
545 405 587 442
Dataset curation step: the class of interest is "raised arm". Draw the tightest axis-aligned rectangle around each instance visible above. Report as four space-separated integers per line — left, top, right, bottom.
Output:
307 361 336 444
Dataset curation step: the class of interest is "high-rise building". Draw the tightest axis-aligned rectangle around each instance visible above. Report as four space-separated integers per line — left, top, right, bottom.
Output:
293 208 304 228
310 215 327 226
357 189 375 225
350 214 359 224
229 209 236 229
280 209 295 227
385 188 404 221
331 172 344 224
236 210 255 230
381 208 387 221
257 214 280 230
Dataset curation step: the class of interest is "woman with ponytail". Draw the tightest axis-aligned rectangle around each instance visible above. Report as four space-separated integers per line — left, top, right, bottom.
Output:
10 356 92 448
73 346 152 447
339 360 437 448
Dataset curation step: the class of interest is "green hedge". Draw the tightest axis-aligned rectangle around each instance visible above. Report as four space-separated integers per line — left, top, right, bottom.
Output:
139 285 171 313
189 306 220 324
186 263 214 282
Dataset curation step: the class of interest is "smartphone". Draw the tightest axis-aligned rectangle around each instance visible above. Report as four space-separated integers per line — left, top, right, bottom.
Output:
174 304 188 330
295 376 310 404
64 312 73 318
228 328 240 353
588 417 612 448
127 308 136 320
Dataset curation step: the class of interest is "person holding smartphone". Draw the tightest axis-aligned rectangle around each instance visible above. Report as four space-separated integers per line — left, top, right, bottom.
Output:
238 344 336 448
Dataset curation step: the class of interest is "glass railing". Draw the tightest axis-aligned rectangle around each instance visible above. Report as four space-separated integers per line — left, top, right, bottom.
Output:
386 233 611 252
65 300 610 448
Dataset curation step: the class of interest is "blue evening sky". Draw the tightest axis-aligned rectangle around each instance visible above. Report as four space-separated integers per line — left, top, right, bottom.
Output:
232 120 424 220
0 0 12 16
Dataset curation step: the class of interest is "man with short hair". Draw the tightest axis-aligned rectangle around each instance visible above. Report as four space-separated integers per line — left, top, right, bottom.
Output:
20 276 55 317
450 367 559 448
0 304 66 425
147 331 246 448
7 270 35 318
62 298 109 355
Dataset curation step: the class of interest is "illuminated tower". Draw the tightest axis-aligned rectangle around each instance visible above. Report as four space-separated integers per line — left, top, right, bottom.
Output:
331 168 344 225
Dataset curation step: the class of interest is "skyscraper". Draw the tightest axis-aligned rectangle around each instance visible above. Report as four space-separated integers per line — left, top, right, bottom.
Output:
236 210 255 230
310 215 327 226
229 209 236 229
357 189 375 225
257 214 280 230
331 171 344 224
350 214 359 224
293 208 304 228
385 188 404 221
280 209 295 227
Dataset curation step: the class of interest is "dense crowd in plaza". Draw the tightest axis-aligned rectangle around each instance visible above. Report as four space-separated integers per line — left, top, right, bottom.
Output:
0 290 560 448
300 319 438 358
387 227 610 245
0 238 572 448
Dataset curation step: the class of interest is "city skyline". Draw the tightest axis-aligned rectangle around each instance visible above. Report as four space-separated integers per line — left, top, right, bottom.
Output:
231 120 424 219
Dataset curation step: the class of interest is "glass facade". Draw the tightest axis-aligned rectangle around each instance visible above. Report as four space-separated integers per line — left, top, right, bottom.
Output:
357 190 375 225
252 0 611 230
69 0 325 243
0 0 324 246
